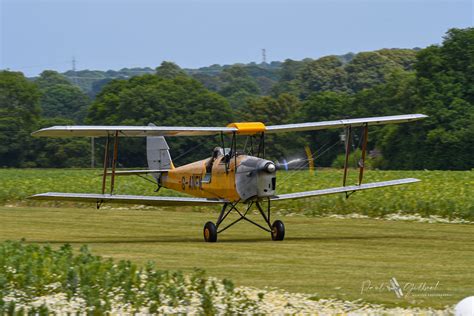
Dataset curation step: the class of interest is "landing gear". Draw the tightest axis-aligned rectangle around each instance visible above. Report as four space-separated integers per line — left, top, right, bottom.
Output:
203 221 217 242
202 199 285 242
271 220 285 241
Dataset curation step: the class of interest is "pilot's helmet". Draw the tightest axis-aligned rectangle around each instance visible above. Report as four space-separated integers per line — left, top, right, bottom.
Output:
213 147 223 158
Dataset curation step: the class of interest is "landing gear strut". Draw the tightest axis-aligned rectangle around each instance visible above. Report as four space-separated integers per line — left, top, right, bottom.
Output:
202 199 285 242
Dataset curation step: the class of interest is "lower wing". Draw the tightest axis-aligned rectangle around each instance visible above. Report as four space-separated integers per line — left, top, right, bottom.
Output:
28 179 419 207
29 192 227 206
270 178 420 201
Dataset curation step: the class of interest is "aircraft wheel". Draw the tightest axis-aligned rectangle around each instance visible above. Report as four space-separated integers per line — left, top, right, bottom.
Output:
203 221 217 242
271 220 285 241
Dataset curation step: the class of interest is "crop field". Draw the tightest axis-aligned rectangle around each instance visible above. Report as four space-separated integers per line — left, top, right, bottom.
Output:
1 168 473 312
1 168 473 219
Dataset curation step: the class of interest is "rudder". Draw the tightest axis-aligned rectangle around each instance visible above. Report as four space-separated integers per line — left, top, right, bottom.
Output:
147 123 173 175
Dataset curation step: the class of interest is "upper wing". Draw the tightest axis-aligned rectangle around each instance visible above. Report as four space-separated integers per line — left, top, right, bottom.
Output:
265 114 427 134
31 114 427 138
32 125 237 137
270 178 420 201
29 192 227 206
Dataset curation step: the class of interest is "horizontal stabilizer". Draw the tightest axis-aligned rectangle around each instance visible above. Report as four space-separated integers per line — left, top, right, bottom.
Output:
29 192 227 206
104 169 168 176
270 178 420 201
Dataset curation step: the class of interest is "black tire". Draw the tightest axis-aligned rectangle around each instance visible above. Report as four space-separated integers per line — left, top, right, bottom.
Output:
271 220 285 241
203 221 217 242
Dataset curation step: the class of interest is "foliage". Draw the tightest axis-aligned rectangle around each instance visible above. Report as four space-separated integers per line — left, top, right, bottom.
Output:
330 149 380 169
155 61 187 79
0 240 258 314
298 91 354 166
298 56 349 97
0 71 41 167
35 70 91 123
218 66 261 109
34 70 71 89
274 49 417 97
26 118 91 168
61 68 155 96
0 71 92 168
87 74 233 166
376 27 474 170
238 93 304 159
345 51 403 92
38 84 91 123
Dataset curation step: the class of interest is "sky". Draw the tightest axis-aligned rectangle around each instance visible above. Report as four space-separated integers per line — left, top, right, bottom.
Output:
0 0 472 76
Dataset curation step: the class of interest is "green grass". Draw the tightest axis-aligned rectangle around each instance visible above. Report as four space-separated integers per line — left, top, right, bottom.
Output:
1 168 473 219
0 206 472 309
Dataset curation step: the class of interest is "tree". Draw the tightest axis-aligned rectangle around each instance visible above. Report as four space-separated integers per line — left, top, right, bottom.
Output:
239 93 302 160
298 56 349 97
374 28 474 170
299 91 353 166
0 71 41 167
87 75 233 166
39 84 91 123
345 52 402 92
155 61 187 79
376 49 417 70
35 70 71 89
28 117 90 167
34 70 91 123
271 58 310 96
218 66 260 109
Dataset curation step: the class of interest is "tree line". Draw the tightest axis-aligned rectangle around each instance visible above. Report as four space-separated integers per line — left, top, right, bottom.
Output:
0 27 472 169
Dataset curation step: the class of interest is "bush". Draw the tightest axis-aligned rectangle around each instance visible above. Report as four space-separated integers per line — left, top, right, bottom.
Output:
0 240 257 314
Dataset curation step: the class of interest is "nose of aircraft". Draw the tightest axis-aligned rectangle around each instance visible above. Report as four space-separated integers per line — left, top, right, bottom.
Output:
235 156 277 201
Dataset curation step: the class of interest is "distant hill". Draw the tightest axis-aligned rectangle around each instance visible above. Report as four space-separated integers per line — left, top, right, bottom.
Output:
30 50 415 98
50 53 359 97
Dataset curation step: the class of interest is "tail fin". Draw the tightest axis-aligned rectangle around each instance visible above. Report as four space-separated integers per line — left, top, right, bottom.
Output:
147 123 173 177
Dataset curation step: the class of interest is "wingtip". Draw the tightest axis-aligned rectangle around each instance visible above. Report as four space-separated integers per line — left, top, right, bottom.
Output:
31 126 56 137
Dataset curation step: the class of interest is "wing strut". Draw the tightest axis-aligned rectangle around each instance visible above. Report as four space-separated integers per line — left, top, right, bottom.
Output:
99 131 120 208
342 126 352 187
110 130 119 194
343 123 369 197
101 135 110 194
358 123 369 185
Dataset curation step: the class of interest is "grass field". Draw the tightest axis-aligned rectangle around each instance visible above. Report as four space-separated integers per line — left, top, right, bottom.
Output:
1 206 473 309
1 168 473 219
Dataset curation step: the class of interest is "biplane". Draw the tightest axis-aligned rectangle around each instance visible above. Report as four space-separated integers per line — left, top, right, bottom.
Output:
29 114 427 242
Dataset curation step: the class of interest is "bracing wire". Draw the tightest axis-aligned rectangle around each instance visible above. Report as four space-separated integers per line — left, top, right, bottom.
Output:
277 139 342 183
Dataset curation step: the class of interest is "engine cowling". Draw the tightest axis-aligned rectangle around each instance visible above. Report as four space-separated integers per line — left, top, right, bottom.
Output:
235 156 276 201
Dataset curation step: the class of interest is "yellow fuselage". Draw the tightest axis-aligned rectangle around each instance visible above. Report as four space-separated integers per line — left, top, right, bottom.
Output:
161 156 243 201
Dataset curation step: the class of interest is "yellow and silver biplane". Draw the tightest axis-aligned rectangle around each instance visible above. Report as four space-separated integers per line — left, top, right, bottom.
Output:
30 114 426 242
